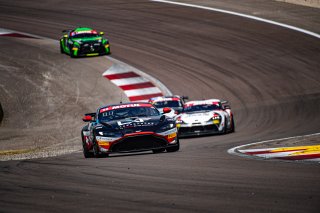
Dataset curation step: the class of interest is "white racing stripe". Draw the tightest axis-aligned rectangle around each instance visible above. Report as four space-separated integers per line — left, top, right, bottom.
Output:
124 87 162 97
110 77 149 86
150 0 320 39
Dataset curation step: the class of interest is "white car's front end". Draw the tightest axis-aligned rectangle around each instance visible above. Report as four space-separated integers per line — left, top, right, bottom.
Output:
177 111 227 137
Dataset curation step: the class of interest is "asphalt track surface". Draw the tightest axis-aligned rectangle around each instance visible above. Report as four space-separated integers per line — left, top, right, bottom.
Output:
0 0 320 212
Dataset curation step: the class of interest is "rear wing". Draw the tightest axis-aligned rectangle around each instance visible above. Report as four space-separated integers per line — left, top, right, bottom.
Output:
62 29 72 33
82 112 96 122
181 96 189 102
221 100 231 109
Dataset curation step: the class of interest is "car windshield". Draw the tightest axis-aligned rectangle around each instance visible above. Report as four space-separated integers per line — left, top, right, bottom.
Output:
71 33 99 39
153 101 182 108
99 107 160 122
184 104 221 113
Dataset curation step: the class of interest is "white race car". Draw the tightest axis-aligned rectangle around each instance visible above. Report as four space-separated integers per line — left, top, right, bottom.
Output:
176 99 235 137
148 95 187 118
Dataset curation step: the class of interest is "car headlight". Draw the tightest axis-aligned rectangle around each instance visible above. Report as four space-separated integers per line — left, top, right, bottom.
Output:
210 113 221 124
158 122 175 132
100 132 121 137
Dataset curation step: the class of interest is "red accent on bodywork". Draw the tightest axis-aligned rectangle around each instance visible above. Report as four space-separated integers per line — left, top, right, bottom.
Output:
104 72 139 80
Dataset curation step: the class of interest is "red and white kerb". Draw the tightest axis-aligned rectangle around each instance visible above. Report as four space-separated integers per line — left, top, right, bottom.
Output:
0 29 38 38
103 69 163 102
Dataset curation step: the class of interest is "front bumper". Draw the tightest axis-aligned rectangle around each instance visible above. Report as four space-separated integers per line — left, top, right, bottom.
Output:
177 123 222 137
74 44 110 56
97 131 178 153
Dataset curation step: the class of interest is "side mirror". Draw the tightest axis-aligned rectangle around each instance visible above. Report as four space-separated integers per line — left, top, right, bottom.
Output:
163 107 172 114
82 115 92 122
99 32 104 36
63 35 68 38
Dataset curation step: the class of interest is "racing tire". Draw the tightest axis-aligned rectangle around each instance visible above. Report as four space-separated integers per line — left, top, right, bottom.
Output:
70 52 76 58
93 139 109 158
166 139 180 152
82 140 93 158
92 139 100 158
223 116 228 134
152 148 165 154
60 42 64 54
230 117 235 133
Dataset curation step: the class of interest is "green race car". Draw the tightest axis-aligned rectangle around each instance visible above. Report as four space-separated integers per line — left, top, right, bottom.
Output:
60 27 110 58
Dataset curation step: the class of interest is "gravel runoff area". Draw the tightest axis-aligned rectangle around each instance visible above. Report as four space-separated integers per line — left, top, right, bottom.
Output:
0 35 169 161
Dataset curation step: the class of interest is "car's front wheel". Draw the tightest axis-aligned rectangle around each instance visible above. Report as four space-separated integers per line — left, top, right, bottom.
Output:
166 139 180 152
81 132 93 158
93 139 109 158
60 42 64 54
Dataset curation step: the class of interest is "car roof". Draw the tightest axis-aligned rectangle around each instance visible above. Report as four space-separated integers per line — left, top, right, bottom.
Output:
73 27 94 32
149 96 181 102
184 99 221 107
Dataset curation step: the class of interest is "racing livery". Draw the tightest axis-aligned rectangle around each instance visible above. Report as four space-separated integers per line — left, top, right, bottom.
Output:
81 103 179 158
176 99 235 137
148 95 188 118
60 27 110 57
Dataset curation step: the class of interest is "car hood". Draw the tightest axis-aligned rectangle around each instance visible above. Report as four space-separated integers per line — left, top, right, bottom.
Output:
180 111 215 123
100 116 164 135
71 37 103 43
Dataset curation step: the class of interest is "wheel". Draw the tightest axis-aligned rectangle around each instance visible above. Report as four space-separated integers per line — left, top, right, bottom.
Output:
106 47 111 55
230 116 235 133
92 139 109 158
93 140 100 158
166 139 180 152
69 47 76 58
60 41 64 54
223 116 228 134
152 148 165 154
81 132 93 158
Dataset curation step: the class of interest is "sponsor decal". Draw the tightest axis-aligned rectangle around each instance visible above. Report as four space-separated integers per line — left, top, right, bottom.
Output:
100 103 153 113
158 128 177 136
71 30 98 36
96 136 119 142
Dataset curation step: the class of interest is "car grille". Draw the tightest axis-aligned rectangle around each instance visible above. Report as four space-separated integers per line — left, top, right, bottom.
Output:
179 124 218 134
80 42 104 54
111 135 167 152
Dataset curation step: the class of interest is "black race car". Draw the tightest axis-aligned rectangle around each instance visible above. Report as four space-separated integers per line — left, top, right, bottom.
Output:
81 102 179 158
